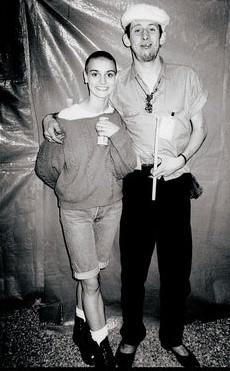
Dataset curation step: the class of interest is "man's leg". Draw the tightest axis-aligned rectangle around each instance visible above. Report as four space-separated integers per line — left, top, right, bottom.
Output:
156 174 200 367
117 171 157 366
157 174 192 348
119 209 155 344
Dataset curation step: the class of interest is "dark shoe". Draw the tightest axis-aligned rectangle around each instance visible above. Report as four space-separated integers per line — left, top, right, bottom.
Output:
72 316 97 365
162 343 200 368
94 337 116 369
115 341 138 368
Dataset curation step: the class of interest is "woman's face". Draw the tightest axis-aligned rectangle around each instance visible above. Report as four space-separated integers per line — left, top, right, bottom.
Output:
84 57 117 99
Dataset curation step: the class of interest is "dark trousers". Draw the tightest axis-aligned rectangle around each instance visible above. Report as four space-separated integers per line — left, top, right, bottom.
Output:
119 171 192 347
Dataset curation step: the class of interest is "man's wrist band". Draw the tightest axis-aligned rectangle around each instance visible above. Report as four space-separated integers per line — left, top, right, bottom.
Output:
178 153 187 164
52 112 59 119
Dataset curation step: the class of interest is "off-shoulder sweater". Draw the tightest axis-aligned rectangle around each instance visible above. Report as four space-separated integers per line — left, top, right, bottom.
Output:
35 110 137 209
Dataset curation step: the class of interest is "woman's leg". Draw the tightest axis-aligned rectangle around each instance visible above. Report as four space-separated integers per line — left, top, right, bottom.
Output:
81 275 106 331
77 281 83 310
81 274 115 368
60 206 117 367
59 207 101 365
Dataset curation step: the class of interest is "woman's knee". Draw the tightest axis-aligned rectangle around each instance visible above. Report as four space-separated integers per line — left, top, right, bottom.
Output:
81 276 100 295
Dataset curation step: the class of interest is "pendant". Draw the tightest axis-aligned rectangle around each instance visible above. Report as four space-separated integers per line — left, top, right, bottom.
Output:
145 94 153 113
145 102 153 113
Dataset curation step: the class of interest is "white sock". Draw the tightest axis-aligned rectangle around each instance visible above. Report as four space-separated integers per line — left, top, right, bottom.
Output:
90 325 108 345
76 307 86 322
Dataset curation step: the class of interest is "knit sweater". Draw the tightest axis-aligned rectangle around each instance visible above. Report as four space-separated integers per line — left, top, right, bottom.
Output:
35 110 137 209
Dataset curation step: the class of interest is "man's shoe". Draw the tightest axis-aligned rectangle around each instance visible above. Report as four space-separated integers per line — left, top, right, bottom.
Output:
161 343 200 368
115 341 138 368
94 337 116 369
72 316 97 365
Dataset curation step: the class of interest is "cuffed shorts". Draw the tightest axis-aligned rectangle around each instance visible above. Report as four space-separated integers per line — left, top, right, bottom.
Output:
60 200 122 280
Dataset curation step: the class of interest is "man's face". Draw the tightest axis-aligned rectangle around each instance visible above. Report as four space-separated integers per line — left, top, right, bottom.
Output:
128 20 161 62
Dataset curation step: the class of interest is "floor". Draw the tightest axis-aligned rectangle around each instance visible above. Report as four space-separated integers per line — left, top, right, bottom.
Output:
0 301 229 369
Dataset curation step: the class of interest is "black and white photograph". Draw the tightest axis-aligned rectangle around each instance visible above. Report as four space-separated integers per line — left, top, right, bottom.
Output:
0 0 230 369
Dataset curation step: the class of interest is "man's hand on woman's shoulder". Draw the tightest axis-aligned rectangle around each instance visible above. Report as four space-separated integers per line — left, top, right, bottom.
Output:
42 113 64 143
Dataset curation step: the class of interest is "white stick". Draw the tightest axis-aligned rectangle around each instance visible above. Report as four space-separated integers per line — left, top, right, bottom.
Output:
152 115 159 200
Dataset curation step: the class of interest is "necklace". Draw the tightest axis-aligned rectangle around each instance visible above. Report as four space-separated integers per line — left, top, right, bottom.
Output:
135 75 161 113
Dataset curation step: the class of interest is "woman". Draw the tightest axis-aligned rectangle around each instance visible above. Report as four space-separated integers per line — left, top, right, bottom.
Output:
35 50 136 368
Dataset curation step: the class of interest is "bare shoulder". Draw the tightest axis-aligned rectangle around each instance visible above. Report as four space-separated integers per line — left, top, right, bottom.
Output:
58 103 81 119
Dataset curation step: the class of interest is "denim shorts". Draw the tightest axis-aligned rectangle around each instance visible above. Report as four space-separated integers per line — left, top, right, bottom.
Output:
60 200 122 280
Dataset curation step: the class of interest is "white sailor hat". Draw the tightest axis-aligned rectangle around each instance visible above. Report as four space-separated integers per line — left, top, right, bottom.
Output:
121 3 170 31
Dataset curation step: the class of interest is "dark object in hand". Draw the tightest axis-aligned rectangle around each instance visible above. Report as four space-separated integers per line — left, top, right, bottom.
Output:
141 163 154 177
190 174 203 199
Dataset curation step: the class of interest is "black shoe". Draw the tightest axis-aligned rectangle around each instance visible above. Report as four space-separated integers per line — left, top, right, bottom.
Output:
94 337 116 369
72 316 97 365
161 343 200 368
115 341 138 368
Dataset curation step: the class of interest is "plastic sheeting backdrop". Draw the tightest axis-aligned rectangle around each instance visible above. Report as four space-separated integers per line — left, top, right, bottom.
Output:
0 0 230 322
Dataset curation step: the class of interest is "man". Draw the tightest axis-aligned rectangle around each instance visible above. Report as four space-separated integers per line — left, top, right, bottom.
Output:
43 3 208 368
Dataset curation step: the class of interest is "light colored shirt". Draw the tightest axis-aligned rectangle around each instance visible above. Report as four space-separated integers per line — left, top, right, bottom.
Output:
111 58 208 180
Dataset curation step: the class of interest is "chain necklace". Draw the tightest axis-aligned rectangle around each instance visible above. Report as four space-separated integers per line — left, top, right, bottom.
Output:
135 75 162 113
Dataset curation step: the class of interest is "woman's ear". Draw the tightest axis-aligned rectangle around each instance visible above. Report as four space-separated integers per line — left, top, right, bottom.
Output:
122 33 131 47
160 31 166 46
83 71 88 84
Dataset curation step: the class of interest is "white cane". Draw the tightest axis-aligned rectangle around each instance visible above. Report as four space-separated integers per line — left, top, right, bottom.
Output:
152 115 159 201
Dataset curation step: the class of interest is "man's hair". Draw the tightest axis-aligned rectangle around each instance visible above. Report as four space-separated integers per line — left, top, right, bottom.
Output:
85 51 117 73
125 23 163 38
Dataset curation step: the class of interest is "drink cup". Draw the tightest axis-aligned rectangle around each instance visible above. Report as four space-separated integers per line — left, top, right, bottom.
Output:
97 117 109 145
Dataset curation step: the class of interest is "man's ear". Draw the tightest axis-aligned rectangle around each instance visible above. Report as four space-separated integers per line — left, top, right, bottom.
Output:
160 31 166 46
83 71 88 84
122 33 131 47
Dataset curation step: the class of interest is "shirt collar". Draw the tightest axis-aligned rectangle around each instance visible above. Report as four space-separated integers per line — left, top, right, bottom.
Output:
130 57 167 95
130 57 168 82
